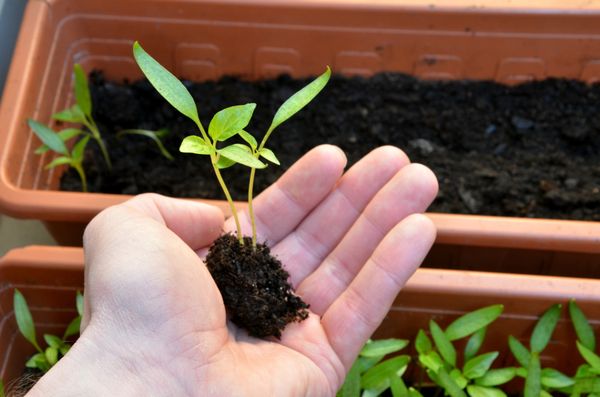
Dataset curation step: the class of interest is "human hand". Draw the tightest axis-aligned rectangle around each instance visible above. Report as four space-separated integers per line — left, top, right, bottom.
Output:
28 145 437 397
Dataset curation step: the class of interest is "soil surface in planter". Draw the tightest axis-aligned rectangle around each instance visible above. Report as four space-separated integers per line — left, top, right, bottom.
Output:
204 234 309 338
61 71 600 220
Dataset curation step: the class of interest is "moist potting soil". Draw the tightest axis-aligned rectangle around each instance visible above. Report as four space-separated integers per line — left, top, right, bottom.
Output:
61 71 600 220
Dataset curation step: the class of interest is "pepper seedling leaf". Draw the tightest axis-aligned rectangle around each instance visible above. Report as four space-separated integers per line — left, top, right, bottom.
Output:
430 320 457 367
25 353 49 372
71 135 91 163
445 305 504 341
361 355 410 390
14 289 41 352
63 316 81 339
45 156 72 170
267 66 331 135
239 130 257 149
577 340 600 371
133 42 201 126
76 291 84 316
208 103 256 141
463 352 499 379
431 367 467 397
475 368 516 387
35 128 84 154
466 385 507 397
464 327 487 362
28 119 68 155
508 336 531 368
0 379 5 397
360 339 409 358
219 144 266 169
180 135 212 155
45 346 59 366
524 352 541 397
530 304 562 353
52 104 86 124
259 148 280 165
73 64 92 118
415 329 432 354
569 300 596 351
540 368 575 388
43 334 63 349
339 359 361 397
117 129 173 160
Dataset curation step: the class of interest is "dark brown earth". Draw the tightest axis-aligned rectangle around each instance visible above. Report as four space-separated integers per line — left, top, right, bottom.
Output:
204 234 309 338
61 71 600 220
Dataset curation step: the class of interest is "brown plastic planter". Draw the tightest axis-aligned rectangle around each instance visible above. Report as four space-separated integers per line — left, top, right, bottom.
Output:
3 0 600 271
1 246 599 389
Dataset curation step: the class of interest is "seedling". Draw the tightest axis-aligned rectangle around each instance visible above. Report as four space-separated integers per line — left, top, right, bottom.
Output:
13 289 83 373
27 119 91 192
133 41 330 245
116 128 174 161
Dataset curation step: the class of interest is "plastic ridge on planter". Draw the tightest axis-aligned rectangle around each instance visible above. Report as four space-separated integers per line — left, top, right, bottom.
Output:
1 246 600 388
2 0 600 271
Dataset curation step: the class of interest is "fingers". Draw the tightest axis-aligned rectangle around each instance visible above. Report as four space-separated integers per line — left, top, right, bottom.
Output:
322 214 436 369
297 163 438 314
272 146 409 286
225 145 346 245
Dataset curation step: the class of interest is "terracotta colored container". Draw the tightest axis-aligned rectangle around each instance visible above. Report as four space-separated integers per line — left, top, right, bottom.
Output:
1 246 599 389
2 0 600 271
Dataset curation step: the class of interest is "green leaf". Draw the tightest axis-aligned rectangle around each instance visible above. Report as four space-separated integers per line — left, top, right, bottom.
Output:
508 336 531 368
431 368 467 397
450 368 468 389
76 291 84 316
45 346 58 366
531 304 562 354
463 352 499 379
415 330 432 354
569 300 596 351
0 379 5 397
14 289 41 351
59 344 71 356
267 66 331 134
28 119 68 155
390 377 408 397
52 104 86 123
43 334 63 348
515 367 528 378
360 339 409 358
216 155 236 169
540 391 552 397
239 130 257 149
524 352 541 397
430 320 456 366
71 135 91 163
361 355 410 390
339 359 361 397
445 305 504 341
362 385 388 397
466 385 506 397
133 42 200 125
180 135 212 155
73 64 91 117
45 156 72 170
259 148 280 165
540 368 574 388
35 128 84 154
208 104 256 141
117 129 173 160
465 327 487 362
419 351 445 373
408 388 424 397
218 144 266 169
577 340 600 371
63 316 81 339
475 368 516 387
25 352 50 372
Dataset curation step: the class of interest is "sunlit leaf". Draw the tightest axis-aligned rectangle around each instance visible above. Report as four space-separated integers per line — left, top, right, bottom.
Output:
45 156 72 170
44 334 62 349
540 368 574 388
390 376 408 397
449 368 468 389
45 346 58 366
463 352 499 379
466 385 506 397
339 359 360 397
508 336 531 368
577 341 600 371
25 352 49 372
216 155 236 169
475 368 516 387
430 320 456 367
445 305 504 341
431 368 467 397
63 316 81 339
531 304 562 353
28 119 68 155
415 330 432 354
73 64 92 118
14 289 41 351
570 300 596 351
239 130 257 149
219 144 266 169
180 135 212 155
360 339 409 358
208 104 256 141
259 148 280 165
361 356 409 390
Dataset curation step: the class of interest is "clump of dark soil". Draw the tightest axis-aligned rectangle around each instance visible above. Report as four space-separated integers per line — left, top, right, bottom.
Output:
204 234 309 338
6 368 43 396
61 71 600 220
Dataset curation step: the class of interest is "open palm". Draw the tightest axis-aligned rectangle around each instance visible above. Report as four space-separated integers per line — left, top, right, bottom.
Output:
29 145 437 397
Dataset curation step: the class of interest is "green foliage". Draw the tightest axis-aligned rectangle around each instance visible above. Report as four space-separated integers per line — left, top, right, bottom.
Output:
117 128 174 160
445 305 503 341
14 290 82 374
570 300 596 351
530 304 562 353
0 379 4 397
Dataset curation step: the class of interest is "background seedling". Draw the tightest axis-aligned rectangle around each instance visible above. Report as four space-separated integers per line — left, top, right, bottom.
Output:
116 128 174 160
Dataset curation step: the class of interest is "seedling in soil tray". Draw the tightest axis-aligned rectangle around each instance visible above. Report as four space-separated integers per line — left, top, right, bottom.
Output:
133 41 330 338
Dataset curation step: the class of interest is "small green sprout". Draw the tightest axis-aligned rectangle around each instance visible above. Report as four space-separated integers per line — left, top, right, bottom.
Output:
132 41 330 245
27 119 91 192
116 128 174 160
13 289 83 373
0 379 4 397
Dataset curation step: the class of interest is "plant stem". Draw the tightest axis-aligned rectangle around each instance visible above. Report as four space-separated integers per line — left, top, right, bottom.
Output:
73 163 88 192
86 121 112 169
212 154 243 245
248 167 257 248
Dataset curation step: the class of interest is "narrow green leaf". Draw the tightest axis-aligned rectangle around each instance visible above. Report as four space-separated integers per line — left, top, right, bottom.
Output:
466 385 507 397
35 128 84 154
76 291 84 316
339 359 360 397
465 327 487 362
25 352 49 372
117 129 173 160
475 368 516 387
73 64 91 117
540 391 552 397
531 304 562 353
219 144 266 169
360 339 409 358
14 289 41 351
133 42 200 125
52 104 86 124
362 385 388 397
408 387 424 397
463 352 499 379
390 376 408 397
516 367 528 378
260 148 280 165
208 104 256 141
449 368 468 389
431 368 467 397
430 320 456 366
63 316 81 339
59 344 71 356
358 355 385 373
45 156 72 170
239 130 257 149
45 346 58 366
71 135 91 162
540 368 574 388
419 351 445 373
267 66 331 134
445 305 504 341
0 379 5 397
524 352 541 397
43 334 63 348
577 340 600 371
415 329 432 354
361 355 410 390
28 119 68 155
215 155 236 169
569 300 596 351
180 135 212 155
508 336 531 368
